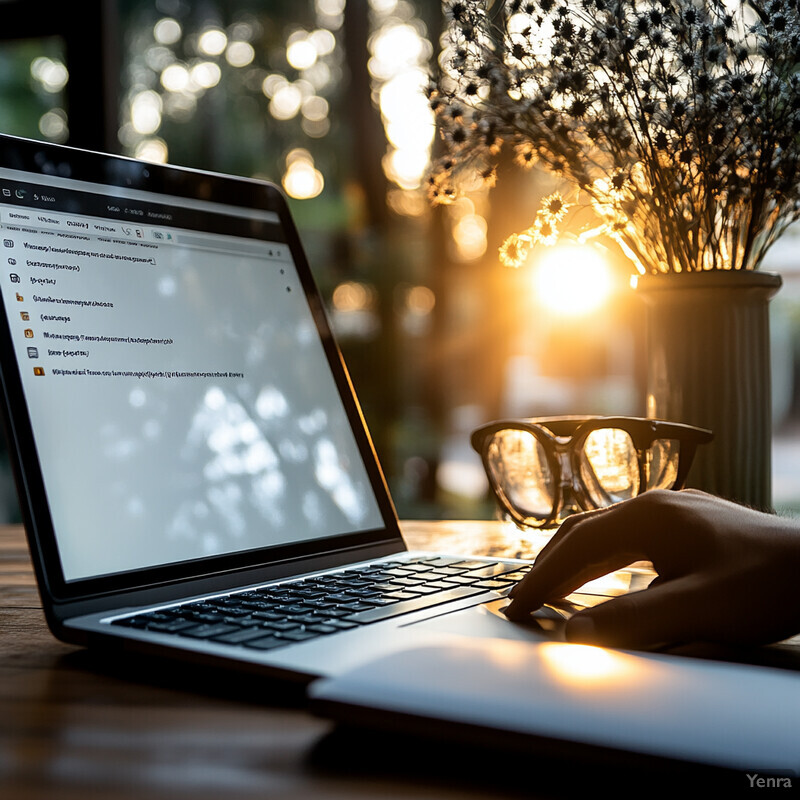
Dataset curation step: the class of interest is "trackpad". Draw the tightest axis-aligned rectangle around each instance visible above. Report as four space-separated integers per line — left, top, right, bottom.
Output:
408 594 609 644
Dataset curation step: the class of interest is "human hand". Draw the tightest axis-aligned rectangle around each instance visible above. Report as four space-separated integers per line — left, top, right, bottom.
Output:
504 489 800 648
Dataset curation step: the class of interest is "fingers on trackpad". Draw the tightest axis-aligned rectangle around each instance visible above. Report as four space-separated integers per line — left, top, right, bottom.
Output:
498 594 607 635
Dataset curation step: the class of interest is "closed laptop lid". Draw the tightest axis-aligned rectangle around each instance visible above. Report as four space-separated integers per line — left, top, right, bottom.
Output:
0 134 402 609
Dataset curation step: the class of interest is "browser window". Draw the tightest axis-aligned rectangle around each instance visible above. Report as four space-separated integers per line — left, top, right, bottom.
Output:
0 169 383 581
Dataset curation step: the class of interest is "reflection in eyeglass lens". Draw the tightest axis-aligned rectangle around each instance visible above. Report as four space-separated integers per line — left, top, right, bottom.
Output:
579 428 639 506
645 438 680 490
487 430 556 521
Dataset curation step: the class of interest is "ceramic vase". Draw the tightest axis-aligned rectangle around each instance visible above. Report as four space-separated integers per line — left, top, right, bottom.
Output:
636 270 782 511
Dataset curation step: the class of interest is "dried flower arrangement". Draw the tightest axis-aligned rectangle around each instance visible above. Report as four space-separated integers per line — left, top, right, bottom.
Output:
428 0 800 274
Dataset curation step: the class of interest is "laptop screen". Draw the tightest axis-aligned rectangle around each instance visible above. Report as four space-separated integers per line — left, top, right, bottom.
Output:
0 140 389 585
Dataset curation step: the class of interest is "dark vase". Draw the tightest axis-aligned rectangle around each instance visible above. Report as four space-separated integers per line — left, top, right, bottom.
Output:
636 270 782 511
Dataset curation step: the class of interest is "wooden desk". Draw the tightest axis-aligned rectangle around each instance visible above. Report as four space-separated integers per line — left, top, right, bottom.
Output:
0 520 554 799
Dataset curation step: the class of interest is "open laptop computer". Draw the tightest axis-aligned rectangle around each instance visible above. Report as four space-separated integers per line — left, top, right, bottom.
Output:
0 133 614 683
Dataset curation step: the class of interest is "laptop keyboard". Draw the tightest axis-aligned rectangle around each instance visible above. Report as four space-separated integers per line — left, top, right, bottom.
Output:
111 556 530 653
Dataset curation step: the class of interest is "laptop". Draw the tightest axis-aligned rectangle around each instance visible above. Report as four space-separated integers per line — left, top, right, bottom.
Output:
0 133 612 683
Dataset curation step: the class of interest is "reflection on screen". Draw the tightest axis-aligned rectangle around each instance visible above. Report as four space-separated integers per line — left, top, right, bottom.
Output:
0 178 384 581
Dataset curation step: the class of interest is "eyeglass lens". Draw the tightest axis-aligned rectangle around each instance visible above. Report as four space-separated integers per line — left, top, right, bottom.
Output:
486 430 556 521
578 428 640 506
645 438 681 490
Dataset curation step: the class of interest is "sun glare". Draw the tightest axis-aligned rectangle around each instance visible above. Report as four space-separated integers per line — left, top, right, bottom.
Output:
539 643 638 686
533 246 612 317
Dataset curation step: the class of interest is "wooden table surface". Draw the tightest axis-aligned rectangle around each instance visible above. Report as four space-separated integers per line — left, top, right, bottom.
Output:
0 520 562 800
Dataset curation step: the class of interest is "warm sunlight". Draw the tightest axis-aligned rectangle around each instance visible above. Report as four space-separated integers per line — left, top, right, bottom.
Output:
539 643 639 687
533 245 613 317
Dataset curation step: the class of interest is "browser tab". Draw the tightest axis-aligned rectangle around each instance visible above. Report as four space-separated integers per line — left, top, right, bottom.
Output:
91 221 121 236
33 212 65 231
1 209 33 225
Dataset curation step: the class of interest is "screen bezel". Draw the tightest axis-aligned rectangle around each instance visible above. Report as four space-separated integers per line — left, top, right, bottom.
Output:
0 134 404 603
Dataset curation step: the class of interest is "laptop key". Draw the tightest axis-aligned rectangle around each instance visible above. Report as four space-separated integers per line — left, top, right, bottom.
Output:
440 575 480 586
337 601 377 612
276 604 316 616
252 610 288 621
114 617 153 629
503 570 531 580
350 588 381 598
406 585 446 595
275 629 319 642
392 577 426 587
323 619 360 630
189 612 228 624
449 560 497 570
380 591 421 602
214 627 277 645
303 599 340 610
292 614 327 625
307 624 339 634
242 636 289 651
317 608 352 619
418 557 469 567
264 620 303 632
146 619 199 634
181 623 240 639
466 563 525 579
419 580 459 591
473 579 516 590
326 593 360 603
360 596 399 606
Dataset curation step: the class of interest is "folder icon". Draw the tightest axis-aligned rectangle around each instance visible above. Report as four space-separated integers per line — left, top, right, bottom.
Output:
33 367 45 376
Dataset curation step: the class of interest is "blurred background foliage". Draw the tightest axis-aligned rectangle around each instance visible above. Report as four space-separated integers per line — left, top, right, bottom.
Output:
0 0 799 523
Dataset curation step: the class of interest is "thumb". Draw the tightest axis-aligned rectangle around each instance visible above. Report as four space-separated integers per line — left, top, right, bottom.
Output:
564 578 698 649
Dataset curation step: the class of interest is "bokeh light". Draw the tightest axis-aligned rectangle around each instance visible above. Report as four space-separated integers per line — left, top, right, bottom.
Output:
282 149 324 199
30 57 69 93
302 95 329 122
309 29 336 56
406 285 435 315
453 213 488 261
333 281 373 312
287 36 318 70
198 28 228 56
368 14 435 199
191 61 222 89
38 108 68 142
153 17 182 45
160 63 190 92
130 90 163 134
134 137 169 163
270 83 303 120
226 41 255 67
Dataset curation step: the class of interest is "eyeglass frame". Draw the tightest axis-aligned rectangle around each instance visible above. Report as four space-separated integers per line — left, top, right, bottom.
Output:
470 416 714 529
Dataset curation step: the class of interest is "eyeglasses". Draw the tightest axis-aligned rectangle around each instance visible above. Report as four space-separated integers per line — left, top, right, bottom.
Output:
471 416 713 529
